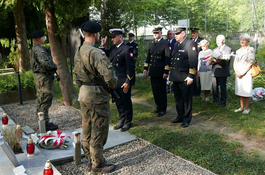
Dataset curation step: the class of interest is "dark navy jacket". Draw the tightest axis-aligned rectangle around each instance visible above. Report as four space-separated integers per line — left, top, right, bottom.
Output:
102 42 135 86
144 38 171 78
169 37 198 82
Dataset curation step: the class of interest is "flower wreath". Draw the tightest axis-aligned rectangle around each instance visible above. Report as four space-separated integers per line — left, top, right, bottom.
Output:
37 130 71 149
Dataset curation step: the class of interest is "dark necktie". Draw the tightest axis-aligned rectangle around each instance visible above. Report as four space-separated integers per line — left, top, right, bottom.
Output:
155 39 158 43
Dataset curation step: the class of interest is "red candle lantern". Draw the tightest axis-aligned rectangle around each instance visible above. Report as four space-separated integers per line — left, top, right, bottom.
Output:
2 113 8 125
43 160 53 175
26 137 35 157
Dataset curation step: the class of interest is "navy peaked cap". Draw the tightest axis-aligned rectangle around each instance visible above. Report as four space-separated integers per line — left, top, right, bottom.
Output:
174 26 186 34
31 30 44 38
81 21 102 33
152 25 163 32
190 27 199 33
109 29 124 36
128 32 135 36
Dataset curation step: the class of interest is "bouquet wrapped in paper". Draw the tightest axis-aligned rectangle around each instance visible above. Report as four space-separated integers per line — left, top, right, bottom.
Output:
36 130 71 149
252 87 265 101
203 50 233 62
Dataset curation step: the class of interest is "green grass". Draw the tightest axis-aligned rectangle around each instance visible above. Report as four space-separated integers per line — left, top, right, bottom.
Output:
129 126 264 175
54 72 265 175
111 75 265 175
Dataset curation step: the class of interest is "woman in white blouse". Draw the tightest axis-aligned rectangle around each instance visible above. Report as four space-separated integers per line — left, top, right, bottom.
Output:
197 39 212 101
233 34 255 114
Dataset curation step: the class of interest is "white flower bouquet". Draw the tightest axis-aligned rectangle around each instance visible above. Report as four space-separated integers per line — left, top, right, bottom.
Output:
203 51 233 61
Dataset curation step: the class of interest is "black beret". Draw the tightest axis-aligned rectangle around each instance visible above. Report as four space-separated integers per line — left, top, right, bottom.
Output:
174 26 186 34
81 21 102 33
31 30 44 38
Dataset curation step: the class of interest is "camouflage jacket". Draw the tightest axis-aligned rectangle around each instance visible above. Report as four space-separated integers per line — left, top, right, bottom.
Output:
74 42 117 104
30 44 57 73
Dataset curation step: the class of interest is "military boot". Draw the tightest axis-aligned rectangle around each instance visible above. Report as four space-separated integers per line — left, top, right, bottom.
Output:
91 163 116 174
87 159 92 171
45 122 58 131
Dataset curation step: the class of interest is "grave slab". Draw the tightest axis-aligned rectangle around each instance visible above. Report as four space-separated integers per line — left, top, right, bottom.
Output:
16 140 61 175
38 125 137 164
22 126 35 135
0 107 61 175
0 146 15 175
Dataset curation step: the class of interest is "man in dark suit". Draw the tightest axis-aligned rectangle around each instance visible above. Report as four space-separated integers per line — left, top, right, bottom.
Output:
190 28 204 97
143 25 170 117
100 29 135 131
126 32 138 85
166 30 176 93
207 34 231 107
166 30 176 53
170 26 198 128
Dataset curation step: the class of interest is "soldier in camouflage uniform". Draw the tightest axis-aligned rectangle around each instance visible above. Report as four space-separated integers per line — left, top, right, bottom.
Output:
74 21 117 174
30 30 58 131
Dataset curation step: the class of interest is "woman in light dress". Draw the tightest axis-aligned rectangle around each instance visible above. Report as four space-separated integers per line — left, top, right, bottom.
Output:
233 34 255 114
197 39 212 101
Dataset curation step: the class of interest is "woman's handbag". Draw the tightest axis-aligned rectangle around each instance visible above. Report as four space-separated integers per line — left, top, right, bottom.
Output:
252 61 261 77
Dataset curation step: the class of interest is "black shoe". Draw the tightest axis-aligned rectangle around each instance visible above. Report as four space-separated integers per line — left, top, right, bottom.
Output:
151 108 160 113
181 122 189 128
121 124 131 132
91 163 116 174
46 123 56 127
219 103 226 107
114 124 123 130
211 99 219 103
157 111 165 117
171 118 182 123
46 123 58 131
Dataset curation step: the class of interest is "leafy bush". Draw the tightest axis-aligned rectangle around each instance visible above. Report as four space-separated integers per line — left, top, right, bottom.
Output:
135 36 149 74
255 45 265 69
0 70 35 93
0 60 13 69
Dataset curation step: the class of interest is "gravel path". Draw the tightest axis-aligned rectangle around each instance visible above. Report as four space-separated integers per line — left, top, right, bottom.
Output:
2 99 216 175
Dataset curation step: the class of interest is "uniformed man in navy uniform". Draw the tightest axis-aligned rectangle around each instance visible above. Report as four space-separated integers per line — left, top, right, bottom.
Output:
166 29 177 94
126 32 138 85
143 25 171 117
190 27 203 97
100 29 135 132
127 32 138 59
170 26 198 128
190 27 204 97
190 28 204 52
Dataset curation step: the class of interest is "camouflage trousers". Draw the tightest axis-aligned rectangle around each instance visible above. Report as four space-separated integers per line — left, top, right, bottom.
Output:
34 74 54 125
80 101 110 165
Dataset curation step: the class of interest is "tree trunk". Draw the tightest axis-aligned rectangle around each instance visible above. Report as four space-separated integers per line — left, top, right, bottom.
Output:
61 19 71 59
100 0 107 37
13 0 30 71
44 0 78 106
